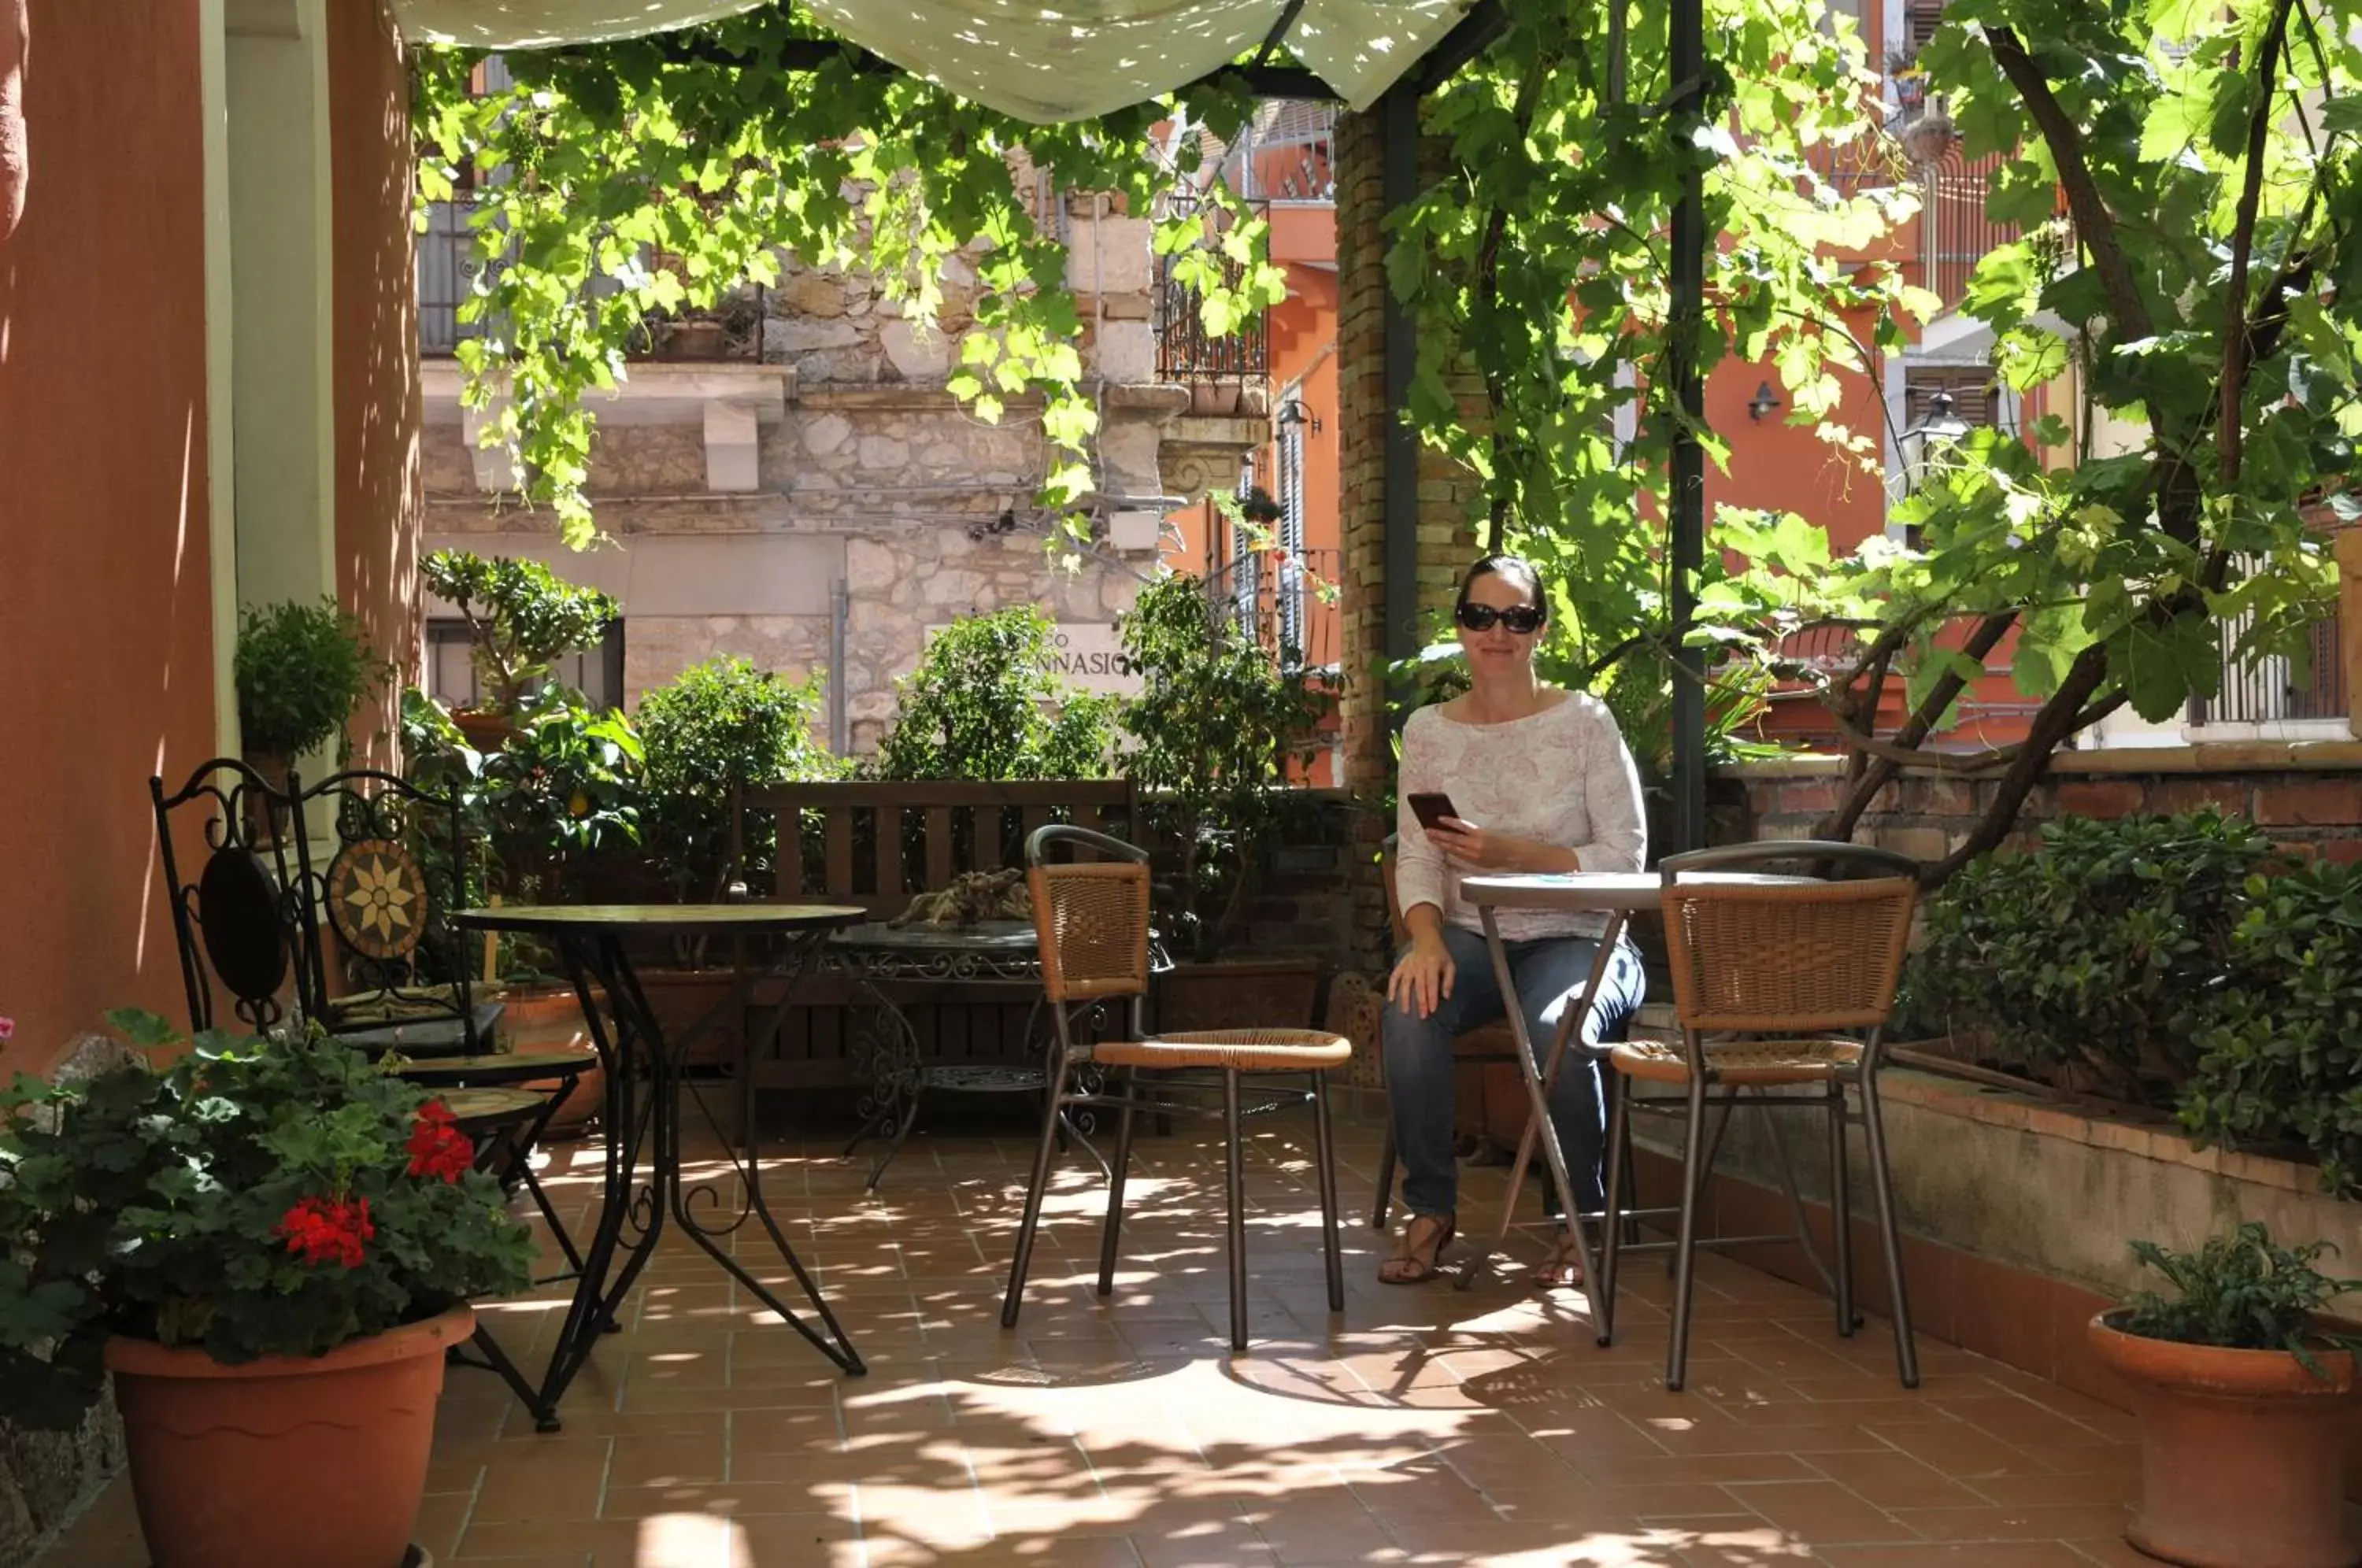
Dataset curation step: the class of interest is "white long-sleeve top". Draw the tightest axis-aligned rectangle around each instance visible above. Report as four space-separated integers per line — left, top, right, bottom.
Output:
1394 692 1649 942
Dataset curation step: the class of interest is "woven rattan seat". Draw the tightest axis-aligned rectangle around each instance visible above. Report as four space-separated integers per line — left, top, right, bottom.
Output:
1610 1036 1862 1086
1097 1028 1353 1072
1002 824 1349 1353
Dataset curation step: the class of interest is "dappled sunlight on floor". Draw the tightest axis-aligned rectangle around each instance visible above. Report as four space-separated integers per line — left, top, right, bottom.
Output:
46 1096 2144 1567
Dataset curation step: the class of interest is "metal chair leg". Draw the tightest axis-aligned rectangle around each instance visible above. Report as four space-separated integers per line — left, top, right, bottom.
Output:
1668 1089 1740 1278
1596 1068 1632 1348
1859 1073 1920 1388
1000 1050 1072 1329
1370 1126 1398 1230
1223 1067 1249 1353
1097 1067 1137 1297
1828 1080 1858 1337
1666 1074 1710 1392
1312 1071 1344 1313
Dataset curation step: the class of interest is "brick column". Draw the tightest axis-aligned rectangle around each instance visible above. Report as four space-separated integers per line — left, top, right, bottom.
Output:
1333 105 1486 970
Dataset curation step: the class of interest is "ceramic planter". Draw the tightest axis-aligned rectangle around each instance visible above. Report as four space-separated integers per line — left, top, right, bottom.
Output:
497 982 605 1133
2086 1311 2360 1568
106 1305 475 1568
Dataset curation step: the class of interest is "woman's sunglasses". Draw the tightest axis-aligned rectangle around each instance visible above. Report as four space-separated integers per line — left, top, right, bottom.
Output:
1455 602 1546 634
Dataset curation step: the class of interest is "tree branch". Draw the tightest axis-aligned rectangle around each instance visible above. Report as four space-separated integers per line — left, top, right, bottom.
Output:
2219 0 2301 487
1929 642 2120 882
1825 609 2019 838
1985 27 2153 342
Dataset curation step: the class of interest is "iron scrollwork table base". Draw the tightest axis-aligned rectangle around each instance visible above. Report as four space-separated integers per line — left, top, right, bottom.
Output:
827 921 1091 1190
454 901 865 1432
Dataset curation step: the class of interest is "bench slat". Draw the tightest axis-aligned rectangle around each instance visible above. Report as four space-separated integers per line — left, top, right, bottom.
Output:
925 807 953 888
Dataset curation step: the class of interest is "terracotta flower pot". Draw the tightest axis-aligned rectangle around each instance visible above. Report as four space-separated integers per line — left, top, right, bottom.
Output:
450 708 512 753
106 1305 475 1568
2086 1311 2361 1568
498 984 604 1134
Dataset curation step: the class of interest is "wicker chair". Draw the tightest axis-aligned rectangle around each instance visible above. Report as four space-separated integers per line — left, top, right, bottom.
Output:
1596 841 1921 1392
1000 824 1352 1352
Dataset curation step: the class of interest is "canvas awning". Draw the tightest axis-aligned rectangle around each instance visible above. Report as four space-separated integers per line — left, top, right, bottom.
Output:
389 0 1471 122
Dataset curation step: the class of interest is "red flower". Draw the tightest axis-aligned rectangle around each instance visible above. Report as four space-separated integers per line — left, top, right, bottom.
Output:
405 1100 475 1185
276 1195 374 1269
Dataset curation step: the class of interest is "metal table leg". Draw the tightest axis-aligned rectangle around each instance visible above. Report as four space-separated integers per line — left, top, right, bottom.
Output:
1455 910 1627 1293
489 928 864 1433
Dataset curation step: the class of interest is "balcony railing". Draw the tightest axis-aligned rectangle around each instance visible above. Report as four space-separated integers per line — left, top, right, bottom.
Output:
1918 144 2019 317
1204 547 1341 674
2189 602 2349 729
418 198 765 361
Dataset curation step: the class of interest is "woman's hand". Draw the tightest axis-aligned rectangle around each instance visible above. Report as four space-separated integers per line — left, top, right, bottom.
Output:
1431 817 1535 871
1387 930 1456 1019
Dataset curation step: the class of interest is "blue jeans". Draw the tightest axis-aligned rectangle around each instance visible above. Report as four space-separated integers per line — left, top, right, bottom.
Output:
1381 923 1646 1219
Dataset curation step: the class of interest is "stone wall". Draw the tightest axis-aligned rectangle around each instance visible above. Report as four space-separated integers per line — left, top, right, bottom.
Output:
424 219 1263 744
1722 741 2362 861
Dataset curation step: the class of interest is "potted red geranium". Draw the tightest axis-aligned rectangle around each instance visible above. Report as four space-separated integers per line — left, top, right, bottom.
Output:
0 1011 535 1568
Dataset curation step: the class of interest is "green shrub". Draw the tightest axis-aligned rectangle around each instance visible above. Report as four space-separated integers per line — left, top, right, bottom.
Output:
235 598 391 762
2182 860 2362 1193
1119 571 1325 960
2118 1222 2358 1374
1901 810 2273 1106
872 607 1117 782
639 656 842 900
421 550 619 716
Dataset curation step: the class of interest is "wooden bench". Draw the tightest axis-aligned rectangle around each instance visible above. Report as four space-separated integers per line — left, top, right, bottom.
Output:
726 780 1142 1101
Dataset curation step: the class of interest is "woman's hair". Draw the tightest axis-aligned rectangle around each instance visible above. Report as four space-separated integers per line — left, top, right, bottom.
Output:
1454 554 1549 623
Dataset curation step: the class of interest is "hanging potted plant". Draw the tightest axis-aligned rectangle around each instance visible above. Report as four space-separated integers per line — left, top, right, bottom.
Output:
2086 1222 2362 1568
0 1011 535 1568
235 597 392 791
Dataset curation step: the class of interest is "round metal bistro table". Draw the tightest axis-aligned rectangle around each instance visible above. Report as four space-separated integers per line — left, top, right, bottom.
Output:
452 902 864 1429
1453 871 1805 1294
822 919 1053 1190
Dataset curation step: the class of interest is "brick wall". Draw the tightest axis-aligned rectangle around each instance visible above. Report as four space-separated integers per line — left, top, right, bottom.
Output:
1725 742 2362 862
1333 104 1487 971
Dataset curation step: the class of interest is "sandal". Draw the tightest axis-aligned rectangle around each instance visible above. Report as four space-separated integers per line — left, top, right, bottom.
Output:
1531 1228 1586 1289
1379 1212 1457 1285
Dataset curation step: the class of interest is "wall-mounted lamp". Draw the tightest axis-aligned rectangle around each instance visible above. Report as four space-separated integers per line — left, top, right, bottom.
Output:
1276 396 1324 435
1747 381 1784 422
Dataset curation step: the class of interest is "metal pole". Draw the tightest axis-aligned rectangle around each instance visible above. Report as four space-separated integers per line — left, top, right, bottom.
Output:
1381 81 1421 730
1669 0 1709 853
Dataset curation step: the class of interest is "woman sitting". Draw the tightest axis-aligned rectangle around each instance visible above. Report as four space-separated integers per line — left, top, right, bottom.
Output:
1379 554 1648 1286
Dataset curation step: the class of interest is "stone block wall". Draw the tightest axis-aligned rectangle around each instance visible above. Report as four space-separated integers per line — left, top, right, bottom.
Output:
1723 742 2362 860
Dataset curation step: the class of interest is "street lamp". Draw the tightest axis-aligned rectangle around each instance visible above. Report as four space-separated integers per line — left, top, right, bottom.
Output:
1900 388 1971 492
1895 387 1972 545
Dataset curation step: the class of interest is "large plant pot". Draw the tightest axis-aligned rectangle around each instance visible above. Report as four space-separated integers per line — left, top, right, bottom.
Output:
498 982 605 1134
1156 956 1323 1034
450 708 511 753
106 1305 474 1568
2086 1311 2361 1568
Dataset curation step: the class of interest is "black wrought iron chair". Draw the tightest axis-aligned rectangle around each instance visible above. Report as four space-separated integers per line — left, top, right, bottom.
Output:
149 759 313 1034
286 768 502 1056
1001 824 1351 1352
1594 841 1922 1392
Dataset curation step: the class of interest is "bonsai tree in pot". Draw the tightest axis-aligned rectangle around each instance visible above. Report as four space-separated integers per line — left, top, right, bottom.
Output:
234 597 392 786
0 1011 535 1568
1117 570 1326 1028
420 549 619 744
2086 1222 2361 1568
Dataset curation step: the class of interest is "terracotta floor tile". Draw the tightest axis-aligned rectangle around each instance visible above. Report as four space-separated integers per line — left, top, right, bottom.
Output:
46 1121 2155 1568
1732 1480 1920 1546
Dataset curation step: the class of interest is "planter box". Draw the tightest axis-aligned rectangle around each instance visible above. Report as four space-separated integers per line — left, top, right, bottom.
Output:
1622 1064 2362 1493
1155 956 1322 1034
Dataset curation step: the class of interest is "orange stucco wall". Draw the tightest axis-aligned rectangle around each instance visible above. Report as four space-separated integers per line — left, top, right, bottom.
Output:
0 1 218 1073
328 0 424 766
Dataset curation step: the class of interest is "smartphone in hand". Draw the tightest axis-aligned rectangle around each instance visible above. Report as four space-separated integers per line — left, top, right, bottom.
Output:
1407 792 1461 832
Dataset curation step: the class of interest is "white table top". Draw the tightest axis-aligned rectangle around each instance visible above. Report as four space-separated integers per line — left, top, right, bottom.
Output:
1457 871 1810 912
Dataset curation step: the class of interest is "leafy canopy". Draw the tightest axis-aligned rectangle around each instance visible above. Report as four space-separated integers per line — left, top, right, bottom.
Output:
412 13 1285 549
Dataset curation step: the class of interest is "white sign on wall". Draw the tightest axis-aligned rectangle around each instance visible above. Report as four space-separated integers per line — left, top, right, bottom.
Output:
1044 623 1142 697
